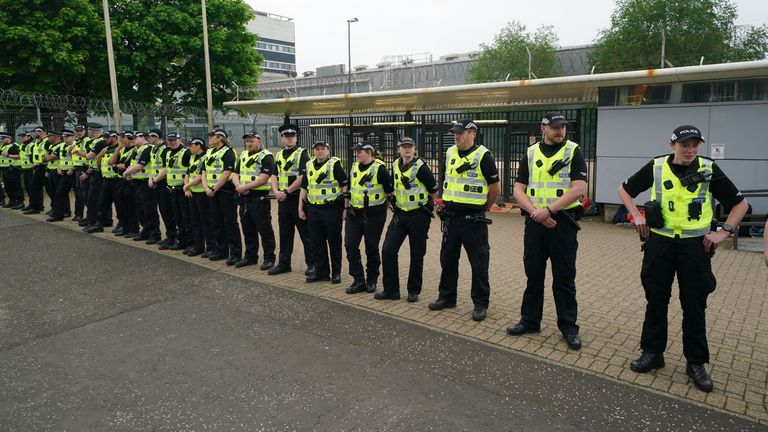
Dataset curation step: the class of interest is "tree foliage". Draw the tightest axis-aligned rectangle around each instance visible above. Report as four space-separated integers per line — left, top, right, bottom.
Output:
0 0 263 111
468 21 559 83
590 0 768 72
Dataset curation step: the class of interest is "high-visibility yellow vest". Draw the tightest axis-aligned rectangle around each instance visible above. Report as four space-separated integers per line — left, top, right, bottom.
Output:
442 144 488 206
166 148 190 187
350 160 385 209
9 142 22 168
150 144 166 177
306 157 341 204
20 141 34 169
130 144 153 180
32 138 49 167
238 148 272 190
650 156 713 238
0 142 10 168
188 155 205 193
46 141 61 171
101 147 120 179
119 147 136 176
276 146 305 190
55 142 74 170
72 137 88 167
204 146 233 183
525 140 580 210
88 137 103 171
393 157 428 211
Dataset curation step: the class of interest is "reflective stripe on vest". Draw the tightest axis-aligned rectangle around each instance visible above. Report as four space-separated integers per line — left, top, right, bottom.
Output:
88 137 102 171
189 155 205 192
525 140 580 209
394 158 428 211
350 160 385 208
167 148 190 187
20 142 34 169
32 138 48 166
442 145 488 205
276 147 305 189
9 143 22 168
150 145 166 176
130 144 153 180
306 157 341 205
650 156 713 238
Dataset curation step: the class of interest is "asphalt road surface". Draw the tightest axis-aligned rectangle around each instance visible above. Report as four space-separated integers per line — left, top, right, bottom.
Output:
0 210 763 431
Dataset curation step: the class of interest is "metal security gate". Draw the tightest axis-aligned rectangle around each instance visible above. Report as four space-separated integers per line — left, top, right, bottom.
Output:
296 108 598 201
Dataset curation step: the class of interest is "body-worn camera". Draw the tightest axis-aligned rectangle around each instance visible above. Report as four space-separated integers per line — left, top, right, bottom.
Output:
455 161 476 173
547 158 570 176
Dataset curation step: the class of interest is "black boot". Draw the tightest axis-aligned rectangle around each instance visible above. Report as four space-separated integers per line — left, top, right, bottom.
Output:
630 352 665 373
686 363 713 392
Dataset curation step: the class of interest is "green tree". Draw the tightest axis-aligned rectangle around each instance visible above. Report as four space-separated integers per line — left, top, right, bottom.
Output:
111 0 262 114
468 21 559 83
590 0 768 72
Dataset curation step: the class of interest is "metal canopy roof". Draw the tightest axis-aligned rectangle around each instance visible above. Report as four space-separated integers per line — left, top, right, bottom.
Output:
224 60 768 116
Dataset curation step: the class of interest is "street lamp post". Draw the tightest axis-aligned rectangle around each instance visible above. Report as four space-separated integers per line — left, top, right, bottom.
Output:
347 17 358 94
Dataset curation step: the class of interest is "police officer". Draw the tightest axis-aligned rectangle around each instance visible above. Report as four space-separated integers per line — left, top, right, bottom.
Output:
232 132 277 269
23 127 50 215
618 125 748 393
111 131 140 237
85 130 119 233
376 137 439 302
78 123 105 228
430 119 500 322
149 130 177 248
123 131 161 243
344 142 393 294
0 132 24 209
159 133 192 251
69 124 90 222
507 112 588 350
298 140 348 284
184 137 215 257
43 131 61 216
47 129 77 222
268 124 315 276
202 128 241 265
19 131 35 209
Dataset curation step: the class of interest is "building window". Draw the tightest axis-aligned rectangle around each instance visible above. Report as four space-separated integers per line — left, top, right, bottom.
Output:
600 78 768 106
257 41 295 54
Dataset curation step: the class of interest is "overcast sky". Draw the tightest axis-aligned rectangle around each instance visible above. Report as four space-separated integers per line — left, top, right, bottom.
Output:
245 0 766 74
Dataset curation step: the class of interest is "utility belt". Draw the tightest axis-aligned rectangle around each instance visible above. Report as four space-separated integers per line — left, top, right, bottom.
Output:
644 199 708 227
240 193 273 202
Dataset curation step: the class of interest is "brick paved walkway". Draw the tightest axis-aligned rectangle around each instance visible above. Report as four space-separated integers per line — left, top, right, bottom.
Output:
6 202 767 424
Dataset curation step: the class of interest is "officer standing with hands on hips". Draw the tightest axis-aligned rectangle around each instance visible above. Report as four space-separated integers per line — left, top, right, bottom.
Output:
618 125 747 393
430 119 500 322
507 112 587 350
269 123 315 276
232 131 277 270
299 139 348 284
376 137 439 302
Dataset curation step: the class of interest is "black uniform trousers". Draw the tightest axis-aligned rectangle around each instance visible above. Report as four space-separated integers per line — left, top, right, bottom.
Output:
135 180 160 238
436 213 491 308
2 167 24 205
117 179 139 233
239 195 277 264
344 209 386 285
381 209 432 296
0 168 5 203
520 212 580 335
85 171 103 225
52 172 75 218
277 194 314 269
45 169 58 205
23 168 33 203
73 167 88 217
190 191 216 252
170 187 191 247
156 180 176 241
97 177 117 227
28 166 47 211
307 202 343 278
113 178 127 227
209 189 241 258
640 233 716 364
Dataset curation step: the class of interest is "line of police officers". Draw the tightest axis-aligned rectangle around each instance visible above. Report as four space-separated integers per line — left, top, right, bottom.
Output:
0 113 748 394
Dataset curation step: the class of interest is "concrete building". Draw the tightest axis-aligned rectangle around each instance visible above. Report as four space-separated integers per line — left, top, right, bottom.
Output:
247 10 296 79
